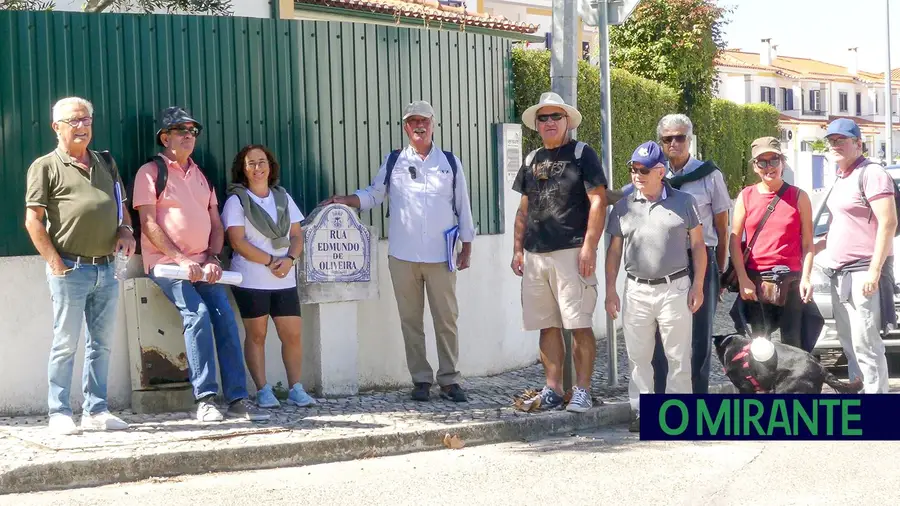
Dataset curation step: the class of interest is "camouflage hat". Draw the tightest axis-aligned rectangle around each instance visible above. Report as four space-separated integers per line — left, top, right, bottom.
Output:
155 106 203 146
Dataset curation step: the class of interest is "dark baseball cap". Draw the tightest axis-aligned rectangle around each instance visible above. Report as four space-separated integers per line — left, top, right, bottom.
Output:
155 106 203 146
629 141 666 168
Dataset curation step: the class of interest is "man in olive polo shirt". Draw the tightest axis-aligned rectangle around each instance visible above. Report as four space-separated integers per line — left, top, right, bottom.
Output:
24 96 135 434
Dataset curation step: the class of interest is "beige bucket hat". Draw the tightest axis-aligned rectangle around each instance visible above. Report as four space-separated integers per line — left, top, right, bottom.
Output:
521 92 583 131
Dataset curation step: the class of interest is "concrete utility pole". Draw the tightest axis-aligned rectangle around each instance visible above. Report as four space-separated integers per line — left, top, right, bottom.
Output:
550 0 580 392
886 0 893 164
596 0 618 387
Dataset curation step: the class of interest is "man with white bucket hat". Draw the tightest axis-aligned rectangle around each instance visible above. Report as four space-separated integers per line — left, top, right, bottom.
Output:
511 92 608 413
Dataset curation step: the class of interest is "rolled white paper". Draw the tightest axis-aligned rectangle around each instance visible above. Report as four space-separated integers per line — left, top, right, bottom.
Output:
152 264 243 286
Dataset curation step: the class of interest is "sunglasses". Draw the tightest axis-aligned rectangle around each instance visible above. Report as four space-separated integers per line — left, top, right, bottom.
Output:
628 166 655 175
59 117 93 127
408 166 416 179
661 134 687 144
168 126 201 137
754 157 782 169
537 113 566 123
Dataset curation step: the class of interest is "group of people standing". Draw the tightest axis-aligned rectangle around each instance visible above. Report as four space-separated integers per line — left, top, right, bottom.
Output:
514 93 897 433
25 91 896 436
26 98 318 433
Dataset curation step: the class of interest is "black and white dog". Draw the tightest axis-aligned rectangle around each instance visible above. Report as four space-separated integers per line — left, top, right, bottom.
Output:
713 333 863 394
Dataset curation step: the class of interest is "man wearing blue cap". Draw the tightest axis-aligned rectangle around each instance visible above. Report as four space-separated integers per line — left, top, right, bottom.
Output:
819 118 897 394
605 141 707 432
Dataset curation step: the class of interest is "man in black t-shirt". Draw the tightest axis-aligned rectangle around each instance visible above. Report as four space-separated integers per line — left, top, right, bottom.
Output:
511 92 608 413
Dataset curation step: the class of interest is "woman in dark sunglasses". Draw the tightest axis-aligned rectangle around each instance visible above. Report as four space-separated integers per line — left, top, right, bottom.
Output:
726 136 818 352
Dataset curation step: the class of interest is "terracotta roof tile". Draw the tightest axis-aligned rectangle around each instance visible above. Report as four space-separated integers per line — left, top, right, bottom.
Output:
716 50 892 84
295 0 539 35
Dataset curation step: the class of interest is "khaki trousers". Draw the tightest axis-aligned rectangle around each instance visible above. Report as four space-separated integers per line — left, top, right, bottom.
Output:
388 256 461 386
622 275 693 414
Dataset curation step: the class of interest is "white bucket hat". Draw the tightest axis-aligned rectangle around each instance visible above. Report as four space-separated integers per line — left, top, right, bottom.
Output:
521 92 583 131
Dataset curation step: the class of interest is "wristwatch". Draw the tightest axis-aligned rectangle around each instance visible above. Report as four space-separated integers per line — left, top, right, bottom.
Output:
286 254 298 265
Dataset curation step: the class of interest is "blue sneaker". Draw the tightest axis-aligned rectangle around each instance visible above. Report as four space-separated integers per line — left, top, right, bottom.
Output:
286 383 316 407
538 386 564 410
255 384 281 409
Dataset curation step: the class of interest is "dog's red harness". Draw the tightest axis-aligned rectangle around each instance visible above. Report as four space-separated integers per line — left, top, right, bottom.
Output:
727 343 768 393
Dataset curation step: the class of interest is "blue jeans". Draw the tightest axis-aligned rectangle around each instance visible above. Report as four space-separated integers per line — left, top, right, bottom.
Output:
149 272 248 403
652 247 718 394
46 258 119 416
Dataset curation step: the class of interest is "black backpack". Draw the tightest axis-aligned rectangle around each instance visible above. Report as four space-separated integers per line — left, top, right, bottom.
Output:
383 149 459 218
857 162 900 236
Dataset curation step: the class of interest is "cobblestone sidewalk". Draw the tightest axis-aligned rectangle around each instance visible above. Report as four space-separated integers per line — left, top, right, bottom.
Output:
0 299 742 493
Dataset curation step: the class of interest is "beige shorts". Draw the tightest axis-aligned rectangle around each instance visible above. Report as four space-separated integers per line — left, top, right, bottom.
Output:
521 247 598 331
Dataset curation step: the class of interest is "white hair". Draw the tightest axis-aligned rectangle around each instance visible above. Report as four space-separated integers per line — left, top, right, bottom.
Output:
656 113 693 139
52 97 93 122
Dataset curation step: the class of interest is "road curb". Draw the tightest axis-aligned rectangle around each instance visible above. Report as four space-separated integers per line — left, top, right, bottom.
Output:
0 401 633 495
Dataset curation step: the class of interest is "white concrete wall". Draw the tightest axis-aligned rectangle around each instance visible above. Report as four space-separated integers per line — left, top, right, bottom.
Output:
0 231 546 415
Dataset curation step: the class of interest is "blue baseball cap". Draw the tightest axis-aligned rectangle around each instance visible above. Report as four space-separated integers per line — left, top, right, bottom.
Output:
629 141 666 168
825 118 861 139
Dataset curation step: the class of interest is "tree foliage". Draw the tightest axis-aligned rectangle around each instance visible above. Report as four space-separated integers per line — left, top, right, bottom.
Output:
0 0 53 9
512 47 779 195
698 100 780 195
1 0 232 14
609 0 729 122
83 0 231 15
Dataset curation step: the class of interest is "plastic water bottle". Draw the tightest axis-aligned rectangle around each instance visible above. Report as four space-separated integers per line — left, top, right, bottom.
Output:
114 250 129 280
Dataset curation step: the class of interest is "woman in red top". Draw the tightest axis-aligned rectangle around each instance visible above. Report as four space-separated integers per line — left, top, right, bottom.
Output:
728 136 815 350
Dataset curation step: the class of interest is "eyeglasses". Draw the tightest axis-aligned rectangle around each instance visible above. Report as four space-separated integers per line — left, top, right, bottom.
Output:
826 136 856 147
168 126 201 137
59 117 93 127
754 157 782 169
246 160 269 169
661 134 687 144
537 113 566 123
629 166 654 175
408 166 417 179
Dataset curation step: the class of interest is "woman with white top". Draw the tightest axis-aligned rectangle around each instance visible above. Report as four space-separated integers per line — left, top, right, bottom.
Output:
222 144 315 409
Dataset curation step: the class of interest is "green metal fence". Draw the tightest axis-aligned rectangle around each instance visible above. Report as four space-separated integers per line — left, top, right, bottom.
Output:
0 10 514 257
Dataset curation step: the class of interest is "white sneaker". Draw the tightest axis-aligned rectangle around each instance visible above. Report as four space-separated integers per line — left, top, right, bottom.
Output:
81 411 129 431
197 398 225 422
49 413 81 435
565 386 593 413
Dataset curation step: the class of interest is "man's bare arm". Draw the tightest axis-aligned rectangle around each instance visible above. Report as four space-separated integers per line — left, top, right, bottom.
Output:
24 207 66 271
713 210 729 270
138 205 189 263
583 186 608 251
514 195 528 254
206 205 225 258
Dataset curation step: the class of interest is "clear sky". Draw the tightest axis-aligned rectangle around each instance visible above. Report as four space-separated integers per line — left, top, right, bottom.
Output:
721 0 900 74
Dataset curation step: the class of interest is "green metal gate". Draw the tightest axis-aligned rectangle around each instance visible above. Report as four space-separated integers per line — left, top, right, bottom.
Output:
0 10 514 257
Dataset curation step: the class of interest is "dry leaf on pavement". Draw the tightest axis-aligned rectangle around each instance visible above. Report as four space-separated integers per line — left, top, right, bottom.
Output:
442 433 465 450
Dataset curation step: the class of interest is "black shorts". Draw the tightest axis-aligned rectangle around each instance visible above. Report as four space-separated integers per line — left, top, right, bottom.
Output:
231 286 301 319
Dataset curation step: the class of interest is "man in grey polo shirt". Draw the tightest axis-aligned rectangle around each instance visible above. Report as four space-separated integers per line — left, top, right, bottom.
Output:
605 141 706 433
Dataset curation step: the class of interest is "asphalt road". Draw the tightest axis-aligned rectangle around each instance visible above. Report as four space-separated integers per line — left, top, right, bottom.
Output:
5 425 900 506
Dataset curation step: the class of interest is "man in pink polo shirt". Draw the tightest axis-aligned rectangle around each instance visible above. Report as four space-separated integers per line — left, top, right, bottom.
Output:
133 106 268 422
820 118 898 393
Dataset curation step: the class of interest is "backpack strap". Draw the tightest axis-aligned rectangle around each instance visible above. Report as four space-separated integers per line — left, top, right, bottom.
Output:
574 141 586 160
743 182 791 262
383 149 402 218
149 155 169 200
443 150 459 218
524 148 540 168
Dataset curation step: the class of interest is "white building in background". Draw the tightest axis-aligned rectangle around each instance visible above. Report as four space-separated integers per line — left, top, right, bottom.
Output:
715 39 900 192
473 0 598 59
